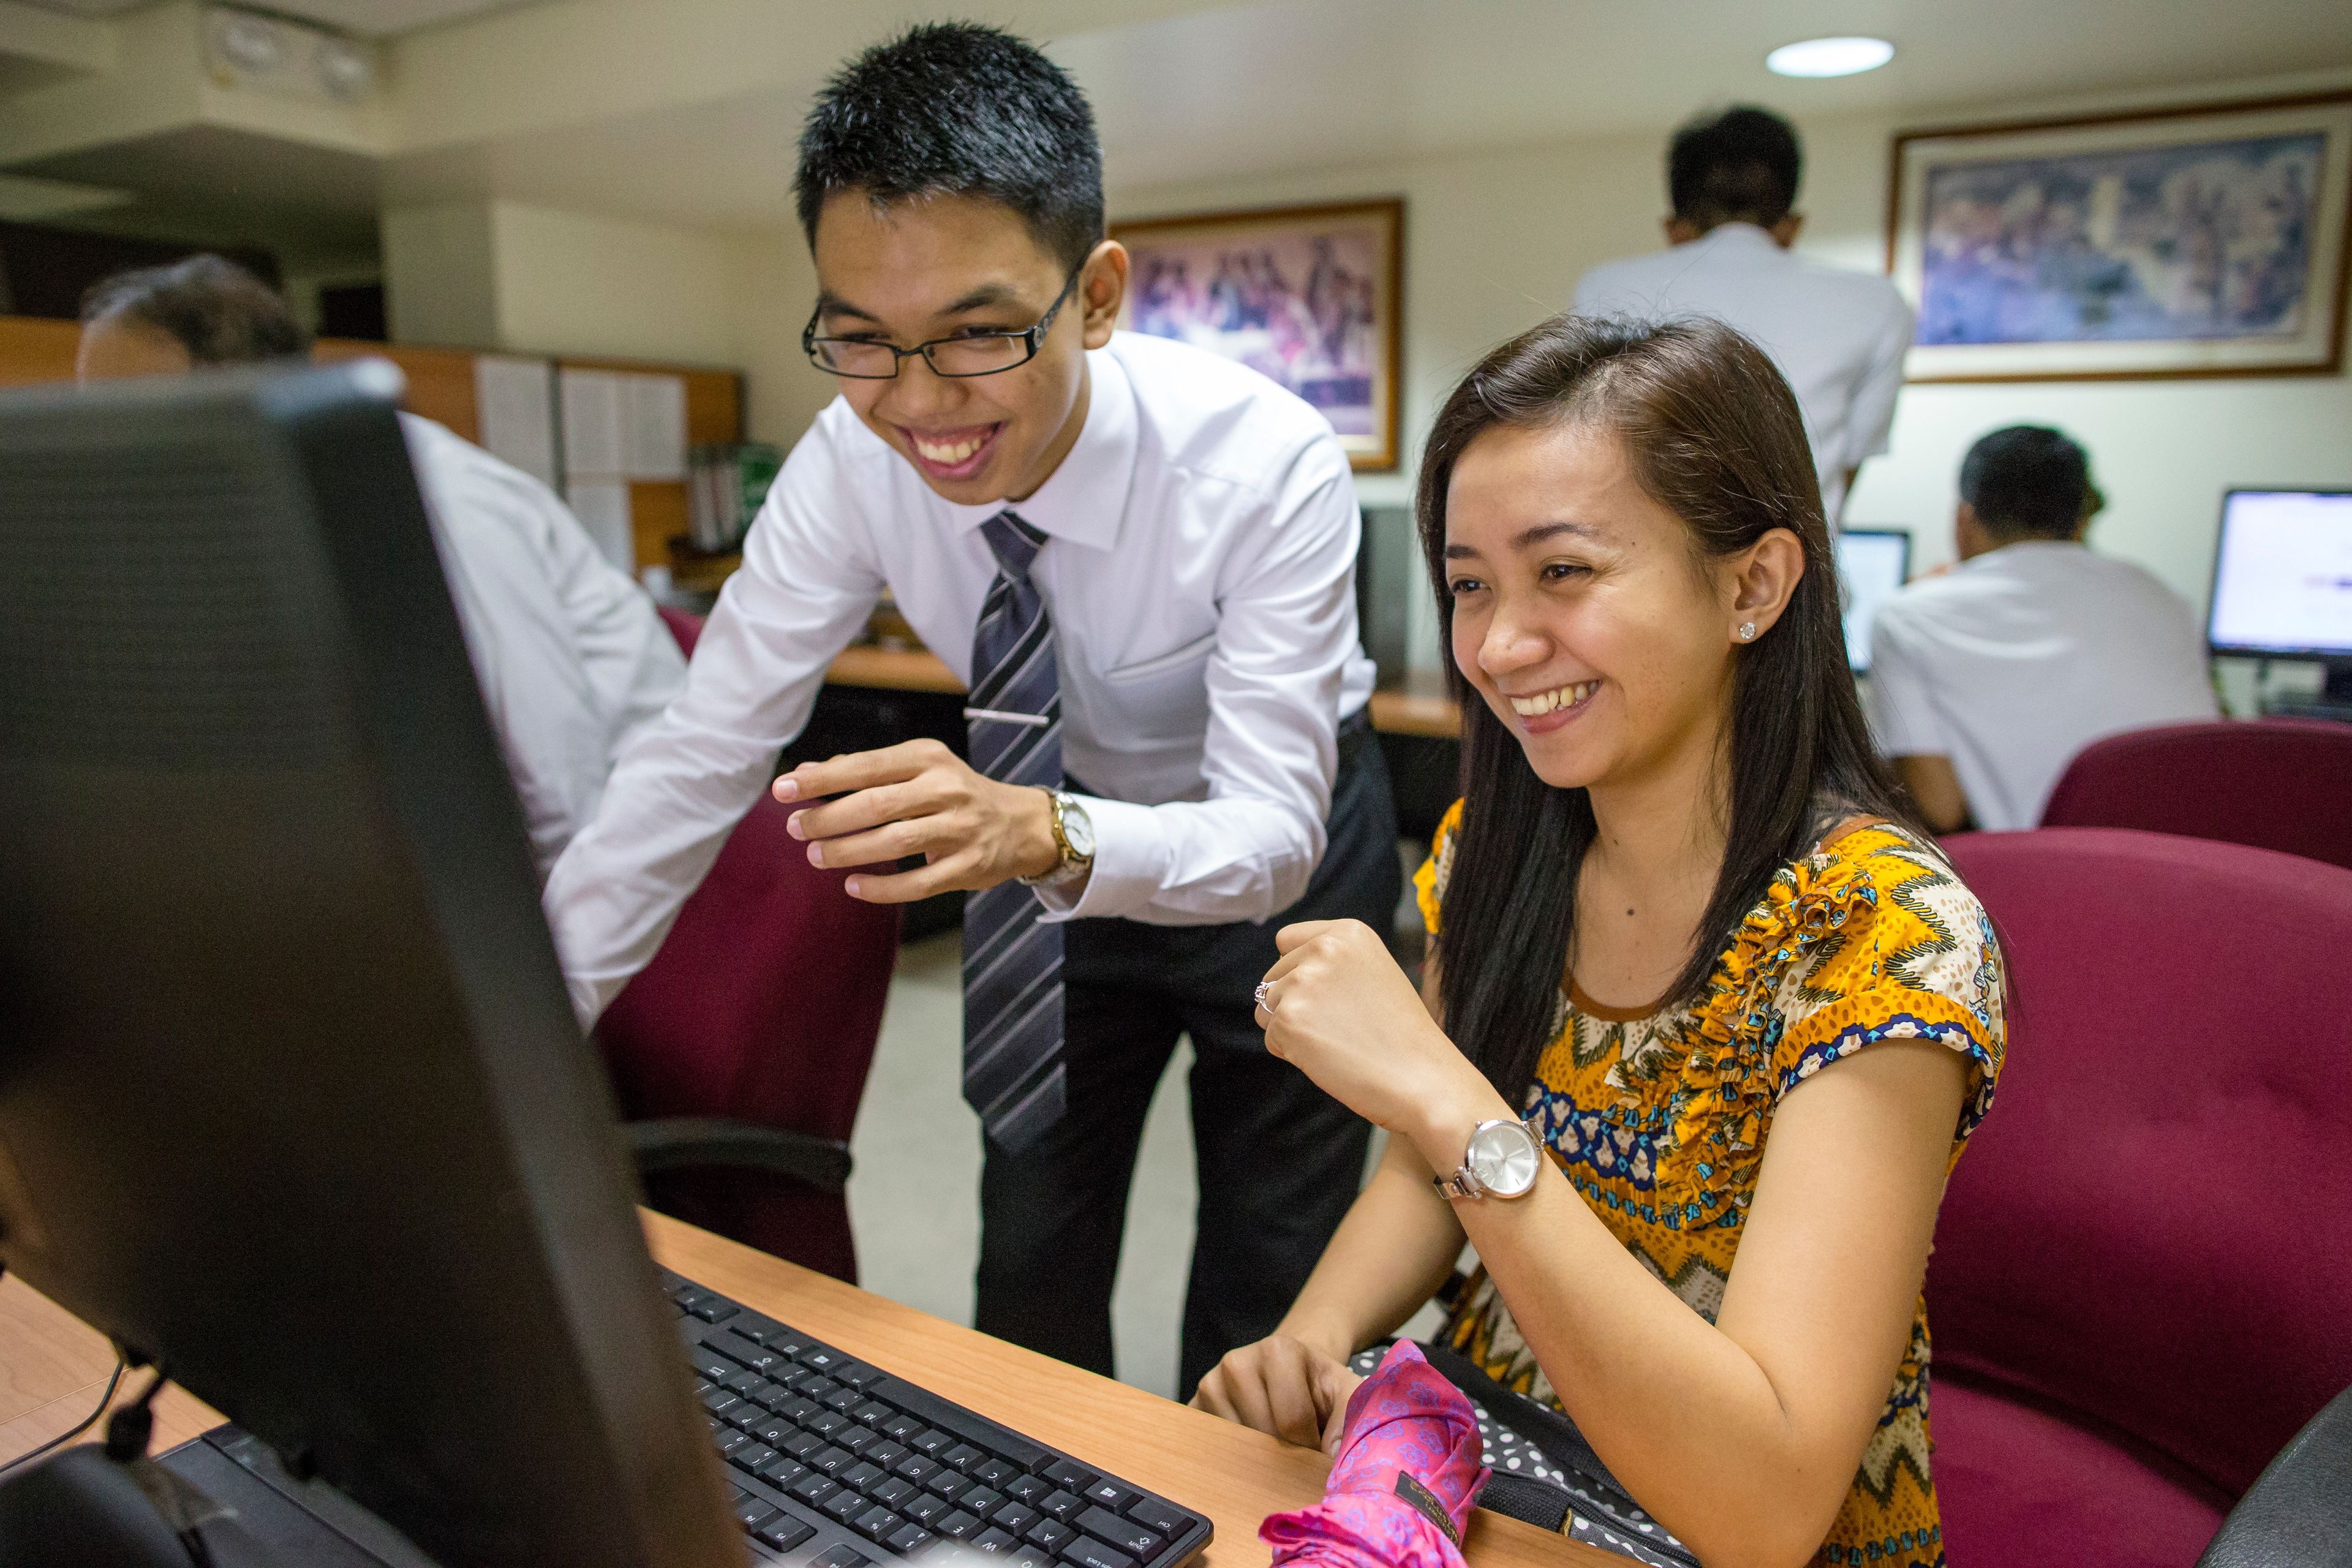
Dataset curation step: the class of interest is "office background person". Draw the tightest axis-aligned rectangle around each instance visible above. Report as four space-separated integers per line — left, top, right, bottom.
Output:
1572 105 1914 529
1866 424 2219 834
75 255 687 880
543 23 1398 1398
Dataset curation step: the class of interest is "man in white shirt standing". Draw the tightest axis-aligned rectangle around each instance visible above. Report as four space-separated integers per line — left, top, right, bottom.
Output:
1574 105 1914 526
544 23 1397 1396
1866 425 2218 832
75 255 685 880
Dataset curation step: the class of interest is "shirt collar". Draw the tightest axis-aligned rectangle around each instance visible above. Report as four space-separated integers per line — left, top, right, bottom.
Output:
942 343 1135 552
1690 221 1786 260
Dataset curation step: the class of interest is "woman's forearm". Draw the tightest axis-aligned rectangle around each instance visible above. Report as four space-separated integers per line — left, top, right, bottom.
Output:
1275 1134 1465 1359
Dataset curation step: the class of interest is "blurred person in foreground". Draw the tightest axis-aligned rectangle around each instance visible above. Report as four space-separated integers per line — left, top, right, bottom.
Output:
1574 105 1913 529
1866 424 2218 833
78 254 685 877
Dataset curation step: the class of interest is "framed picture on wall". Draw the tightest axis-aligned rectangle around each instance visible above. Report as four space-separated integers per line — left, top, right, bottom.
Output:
1112 199 1403 469
1887 92 2352 381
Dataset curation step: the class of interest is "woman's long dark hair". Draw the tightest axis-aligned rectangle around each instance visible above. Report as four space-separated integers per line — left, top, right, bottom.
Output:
1421 315 1917 1099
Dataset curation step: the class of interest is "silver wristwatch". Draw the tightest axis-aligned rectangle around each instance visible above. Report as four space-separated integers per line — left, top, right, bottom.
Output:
1018 790 1095 889
1431 1117 1545 1200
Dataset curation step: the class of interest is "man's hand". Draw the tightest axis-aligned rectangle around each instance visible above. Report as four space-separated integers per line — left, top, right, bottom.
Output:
774 739 1061 903
1191 1332 1363 1454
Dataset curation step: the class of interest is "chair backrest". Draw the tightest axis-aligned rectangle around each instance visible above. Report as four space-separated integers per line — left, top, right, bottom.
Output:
1932 828 2352 1498
597 608 900 1281
2039 718 2352 870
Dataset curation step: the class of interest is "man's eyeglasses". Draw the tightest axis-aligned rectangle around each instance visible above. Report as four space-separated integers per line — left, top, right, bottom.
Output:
804 266 1085 380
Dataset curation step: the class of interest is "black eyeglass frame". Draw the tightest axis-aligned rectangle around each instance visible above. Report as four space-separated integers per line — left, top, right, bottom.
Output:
801 264 1087 380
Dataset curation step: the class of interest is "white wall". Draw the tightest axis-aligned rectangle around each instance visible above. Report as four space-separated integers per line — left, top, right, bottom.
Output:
1112 73 2352 672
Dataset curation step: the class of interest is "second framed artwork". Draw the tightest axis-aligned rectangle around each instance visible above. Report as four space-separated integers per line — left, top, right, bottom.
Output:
1888 92 2352 381
1112 199 1403 470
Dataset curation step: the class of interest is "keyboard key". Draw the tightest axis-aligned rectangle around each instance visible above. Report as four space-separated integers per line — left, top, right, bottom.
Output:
927 1471 972 1502
788 1473 838 1507
690 1348 737 1383
823 1488 869 1523
974 1528 1019 1555
799 1346 848 1374
903 1493 951 1527
756 1455 808 1488
992 1502 1039 1536
810 1545 870 1568
854 1505 905 1542
851 1400 897 1427
962 1487 1005 1517
735 1497 781 1529
750 1417 794 1448
886 1524 937 1558
892 1454 941 1485
730 1444 780 1476
724 1370 766 1396
821 1386 864 1414
1009 1548 1053 1568
783 1433 827 1461
1078 1508 1159 1558
880 1388 1054 1474
936 1510 984 1542
942 1443 986 1473
842 1462 886 1493
808 1411 851 1438
1082 1481 1139 1513
744 1378 791 1408
1038 1490 1085 1523
734 1314 799 1349
1059 1538 1136 1568
756 1517 815 1553
811 1446 857 1476
802 1378 844 1403
837 1425 881 1454
783 1397 824 1425
703 1390 744 1419
1043 1461 1098 1495
1003 1474 1052 1505
881 1412 926 1442
1027 1519 1077 1553
717 1430 753 1458
865 1440 910 1469
711 1331 787 1375
909 1429 955 1459
1125 1499 1188 1538
973 1458 1022 1489
871 1476 919 1510
838 1362 888 1390
778 1369 821 1395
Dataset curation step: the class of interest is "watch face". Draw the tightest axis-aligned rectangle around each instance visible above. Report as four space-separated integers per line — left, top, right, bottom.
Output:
1467 1121 1542 1197
1060 797 1095 858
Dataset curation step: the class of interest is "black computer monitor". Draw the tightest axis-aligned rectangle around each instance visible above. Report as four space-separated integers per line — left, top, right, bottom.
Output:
0 363 739 1567
2207 488 2352 707
1834 527 1912 675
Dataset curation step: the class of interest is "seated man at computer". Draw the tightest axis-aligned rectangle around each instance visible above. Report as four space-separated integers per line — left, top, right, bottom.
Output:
1866 424 2217 832
76 255 687 878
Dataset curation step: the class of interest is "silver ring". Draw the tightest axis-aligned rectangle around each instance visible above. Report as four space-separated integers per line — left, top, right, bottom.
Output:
1253 979 1276 1014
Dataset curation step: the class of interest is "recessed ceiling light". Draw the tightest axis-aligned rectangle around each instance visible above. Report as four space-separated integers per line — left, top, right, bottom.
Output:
1766 36 1896 78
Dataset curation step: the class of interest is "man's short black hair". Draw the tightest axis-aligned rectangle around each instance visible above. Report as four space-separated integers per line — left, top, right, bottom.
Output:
1960 425 2092 538
1668 105 1802 230
80 254 309 365
794 22 1104 272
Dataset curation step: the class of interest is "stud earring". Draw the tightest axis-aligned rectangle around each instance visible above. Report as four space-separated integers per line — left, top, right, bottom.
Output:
1737 621 1757 641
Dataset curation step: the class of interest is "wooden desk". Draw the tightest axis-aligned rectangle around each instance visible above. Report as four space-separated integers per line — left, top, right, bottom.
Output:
821 647 1464 740
0 1212 1607 1567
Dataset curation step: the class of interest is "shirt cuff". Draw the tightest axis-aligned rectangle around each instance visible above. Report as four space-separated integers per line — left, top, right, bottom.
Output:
1029 793 1169 922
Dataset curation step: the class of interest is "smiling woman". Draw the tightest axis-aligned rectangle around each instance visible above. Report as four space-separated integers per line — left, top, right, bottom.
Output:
1194 317 2009 1568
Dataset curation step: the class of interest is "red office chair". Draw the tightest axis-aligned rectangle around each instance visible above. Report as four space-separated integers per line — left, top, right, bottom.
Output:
598 606 900 1283
1930 829 2352 1567
2038 718 2352 871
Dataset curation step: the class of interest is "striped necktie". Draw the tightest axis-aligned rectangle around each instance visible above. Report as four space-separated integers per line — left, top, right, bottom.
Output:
960 511 1067 1152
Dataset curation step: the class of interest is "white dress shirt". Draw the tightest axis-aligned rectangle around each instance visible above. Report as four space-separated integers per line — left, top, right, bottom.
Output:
545 331 1377 1023
402 413 687 880
1865 540 2218 832
1573 223 1915 524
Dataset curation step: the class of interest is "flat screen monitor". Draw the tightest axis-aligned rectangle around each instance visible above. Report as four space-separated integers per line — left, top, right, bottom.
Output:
2207 489 2352 662
1836 528 1912 674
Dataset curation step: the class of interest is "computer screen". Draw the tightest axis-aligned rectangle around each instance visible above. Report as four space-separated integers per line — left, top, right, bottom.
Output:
2207 489 2352 658
1835 528 1912 674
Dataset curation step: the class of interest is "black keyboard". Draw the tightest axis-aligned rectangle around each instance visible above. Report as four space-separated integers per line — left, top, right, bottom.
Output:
665 1270 1214 1568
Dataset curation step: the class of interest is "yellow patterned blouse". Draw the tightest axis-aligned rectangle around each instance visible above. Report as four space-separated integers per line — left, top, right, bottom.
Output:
1415 802 2005 1568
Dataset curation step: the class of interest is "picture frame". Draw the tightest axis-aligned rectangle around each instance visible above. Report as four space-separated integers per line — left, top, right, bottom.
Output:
1112 198 1404 469
1887 92 2352 382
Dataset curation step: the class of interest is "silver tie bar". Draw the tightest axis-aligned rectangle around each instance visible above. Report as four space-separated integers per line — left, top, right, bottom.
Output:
963 706 1052 728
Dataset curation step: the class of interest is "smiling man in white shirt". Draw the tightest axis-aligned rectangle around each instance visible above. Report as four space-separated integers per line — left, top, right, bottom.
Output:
543 23 1397 1396
1574 106 1913 527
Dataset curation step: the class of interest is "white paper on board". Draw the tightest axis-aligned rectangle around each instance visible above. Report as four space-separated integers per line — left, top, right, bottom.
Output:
567 478 634 573
559 369 627 480
473 355 557 488
624 374 688 480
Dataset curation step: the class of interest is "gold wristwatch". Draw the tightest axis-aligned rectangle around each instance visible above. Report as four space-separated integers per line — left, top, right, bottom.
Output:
1019 789 1095 889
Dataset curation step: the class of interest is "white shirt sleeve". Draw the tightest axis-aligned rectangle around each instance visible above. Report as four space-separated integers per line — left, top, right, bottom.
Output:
541 434 883 1023
1842 291 1916 469
1863 606 1949 760
1038 439 1359 927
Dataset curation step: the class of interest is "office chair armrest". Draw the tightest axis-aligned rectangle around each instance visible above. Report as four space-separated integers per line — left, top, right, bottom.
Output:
624 1118 852 1196
2195 1379 2352 1567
